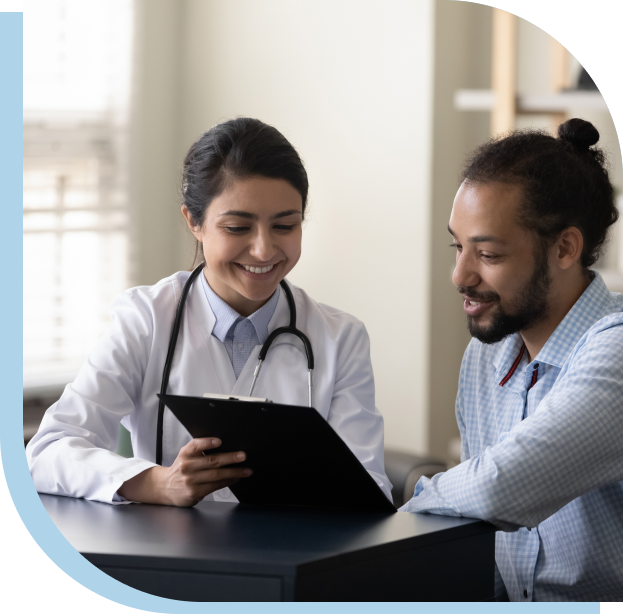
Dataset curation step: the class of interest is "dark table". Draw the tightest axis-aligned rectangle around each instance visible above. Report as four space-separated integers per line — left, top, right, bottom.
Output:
41 494 496 602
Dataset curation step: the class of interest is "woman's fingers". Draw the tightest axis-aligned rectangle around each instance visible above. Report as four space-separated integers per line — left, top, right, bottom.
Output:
194 466 253 484
181 439 248 465
201 450 247 468
158 438 253 506
182 437 222 456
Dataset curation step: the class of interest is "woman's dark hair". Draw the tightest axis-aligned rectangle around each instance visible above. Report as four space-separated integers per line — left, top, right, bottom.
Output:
182 117 309 229
461 118 618 268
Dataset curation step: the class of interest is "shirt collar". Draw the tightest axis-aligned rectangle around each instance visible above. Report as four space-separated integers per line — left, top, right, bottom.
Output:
200 273 280 345
492 270 612 375
535 271 611 368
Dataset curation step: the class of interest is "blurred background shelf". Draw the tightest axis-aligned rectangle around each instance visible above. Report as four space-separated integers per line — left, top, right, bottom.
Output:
454 89 608 113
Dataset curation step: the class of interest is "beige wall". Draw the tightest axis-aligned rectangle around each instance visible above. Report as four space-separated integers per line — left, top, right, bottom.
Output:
131 0 187 285
181 0 432 450
130 1 621 462
427 0 492 461
133 0 436 455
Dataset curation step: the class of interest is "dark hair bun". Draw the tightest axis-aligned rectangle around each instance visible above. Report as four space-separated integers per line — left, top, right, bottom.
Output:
558 118 599 149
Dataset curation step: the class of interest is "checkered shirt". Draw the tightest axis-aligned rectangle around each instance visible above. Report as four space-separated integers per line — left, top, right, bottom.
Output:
400 272 623 602
201 274 280 378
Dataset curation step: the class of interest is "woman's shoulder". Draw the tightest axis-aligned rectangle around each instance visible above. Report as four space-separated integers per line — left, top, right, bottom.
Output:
112 270 192 319
122 270 190 300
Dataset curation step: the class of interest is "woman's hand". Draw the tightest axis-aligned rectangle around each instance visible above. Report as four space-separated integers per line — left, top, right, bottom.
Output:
118 438 252 507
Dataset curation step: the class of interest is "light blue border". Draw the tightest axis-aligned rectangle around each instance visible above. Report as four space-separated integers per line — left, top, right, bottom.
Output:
12 0 623 614
1 11 215 613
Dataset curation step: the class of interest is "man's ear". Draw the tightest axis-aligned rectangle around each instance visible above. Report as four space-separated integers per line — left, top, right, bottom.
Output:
181 206 203 241
555 227 584 270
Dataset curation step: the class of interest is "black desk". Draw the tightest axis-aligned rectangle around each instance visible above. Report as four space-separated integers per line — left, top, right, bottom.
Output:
41 494 496 602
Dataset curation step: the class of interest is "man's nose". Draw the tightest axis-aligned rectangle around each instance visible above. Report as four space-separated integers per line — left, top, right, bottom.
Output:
452 252 480 289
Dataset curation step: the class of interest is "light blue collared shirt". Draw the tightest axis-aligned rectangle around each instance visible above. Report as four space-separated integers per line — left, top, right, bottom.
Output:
200 273 280 378
400 272 623 602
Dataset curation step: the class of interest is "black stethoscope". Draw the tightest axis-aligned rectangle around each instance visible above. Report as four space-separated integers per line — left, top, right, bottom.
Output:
156 262 315 465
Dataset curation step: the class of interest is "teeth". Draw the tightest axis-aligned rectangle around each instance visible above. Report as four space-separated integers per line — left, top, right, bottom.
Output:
243 264 273 274
469 301 480 306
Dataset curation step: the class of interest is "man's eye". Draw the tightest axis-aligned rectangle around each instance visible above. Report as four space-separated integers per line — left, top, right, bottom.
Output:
481 253 498 261
449 243 462 251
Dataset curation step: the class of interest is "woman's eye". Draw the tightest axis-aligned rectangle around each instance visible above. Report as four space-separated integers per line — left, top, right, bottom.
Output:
224 226 249 234
274 224 296 231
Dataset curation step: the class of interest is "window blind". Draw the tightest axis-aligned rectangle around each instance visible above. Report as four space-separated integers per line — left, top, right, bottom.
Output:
23 0 135 391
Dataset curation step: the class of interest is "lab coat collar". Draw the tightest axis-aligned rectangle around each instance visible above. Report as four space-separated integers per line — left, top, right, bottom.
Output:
183 274 297 395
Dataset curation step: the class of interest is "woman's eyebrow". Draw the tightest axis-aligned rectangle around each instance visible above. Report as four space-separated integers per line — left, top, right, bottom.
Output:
271 209 302 220
219 210 257 219
218 209 302 220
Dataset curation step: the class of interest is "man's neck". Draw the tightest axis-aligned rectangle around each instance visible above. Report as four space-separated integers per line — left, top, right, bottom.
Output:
521 270 592 361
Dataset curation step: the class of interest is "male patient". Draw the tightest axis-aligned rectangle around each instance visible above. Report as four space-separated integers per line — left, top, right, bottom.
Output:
401 118 623 602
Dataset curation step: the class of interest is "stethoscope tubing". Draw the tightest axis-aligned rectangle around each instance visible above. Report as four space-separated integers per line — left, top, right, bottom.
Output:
156 263 315 466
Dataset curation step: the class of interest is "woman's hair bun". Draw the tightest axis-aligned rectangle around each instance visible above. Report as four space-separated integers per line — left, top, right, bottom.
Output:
558 118 600 150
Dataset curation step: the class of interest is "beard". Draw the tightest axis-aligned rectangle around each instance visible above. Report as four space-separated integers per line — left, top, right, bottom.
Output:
459 244 551 345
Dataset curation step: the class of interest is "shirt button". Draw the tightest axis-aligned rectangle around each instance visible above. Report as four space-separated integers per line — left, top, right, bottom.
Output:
533 364 539 370
237 342 244 350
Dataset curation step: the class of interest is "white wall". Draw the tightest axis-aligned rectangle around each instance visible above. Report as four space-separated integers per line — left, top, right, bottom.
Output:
153 0 437 455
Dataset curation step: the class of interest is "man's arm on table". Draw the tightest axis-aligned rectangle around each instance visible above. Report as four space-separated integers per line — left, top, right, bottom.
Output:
400 323 623 531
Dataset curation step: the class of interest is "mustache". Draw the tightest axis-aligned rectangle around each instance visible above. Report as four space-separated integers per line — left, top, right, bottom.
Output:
456 286 500 302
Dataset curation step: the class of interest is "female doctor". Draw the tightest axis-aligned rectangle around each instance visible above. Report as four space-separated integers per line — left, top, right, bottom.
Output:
27 118 392 507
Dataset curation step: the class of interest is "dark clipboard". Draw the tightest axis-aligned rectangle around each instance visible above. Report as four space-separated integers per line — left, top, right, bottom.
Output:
159 394 396 514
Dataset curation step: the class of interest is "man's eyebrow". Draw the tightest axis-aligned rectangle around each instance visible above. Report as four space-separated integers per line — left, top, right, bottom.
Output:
447 225 506 244
468 235 506 244
218 209 302 220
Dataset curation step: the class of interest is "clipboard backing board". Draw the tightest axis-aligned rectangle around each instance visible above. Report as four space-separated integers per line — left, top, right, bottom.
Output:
159 394 395 514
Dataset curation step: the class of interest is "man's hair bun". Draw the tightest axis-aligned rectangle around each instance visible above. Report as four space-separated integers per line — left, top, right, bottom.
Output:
462 118 617 269
558 118 600 150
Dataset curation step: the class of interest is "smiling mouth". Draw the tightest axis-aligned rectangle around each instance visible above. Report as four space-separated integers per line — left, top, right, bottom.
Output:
463 298 497 317
235 263 276 274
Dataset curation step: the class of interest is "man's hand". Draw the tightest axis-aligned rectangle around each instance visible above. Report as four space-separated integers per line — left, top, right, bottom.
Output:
118 438 252 506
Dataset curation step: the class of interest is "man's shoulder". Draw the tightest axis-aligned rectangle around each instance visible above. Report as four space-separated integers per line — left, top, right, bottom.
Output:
569 310 623 364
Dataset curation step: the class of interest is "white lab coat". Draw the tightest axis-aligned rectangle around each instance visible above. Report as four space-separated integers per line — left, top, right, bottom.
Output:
27 271 392 505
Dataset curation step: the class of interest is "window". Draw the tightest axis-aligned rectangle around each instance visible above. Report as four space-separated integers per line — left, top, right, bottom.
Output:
23 0 135 391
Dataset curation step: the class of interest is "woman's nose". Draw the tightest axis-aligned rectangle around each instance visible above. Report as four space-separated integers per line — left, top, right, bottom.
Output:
249 228 277 262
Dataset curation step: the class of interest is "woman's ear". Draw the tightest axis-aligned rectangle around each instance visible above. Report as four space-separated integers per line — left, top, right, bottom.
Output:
181 206 203 241
555 227 584 270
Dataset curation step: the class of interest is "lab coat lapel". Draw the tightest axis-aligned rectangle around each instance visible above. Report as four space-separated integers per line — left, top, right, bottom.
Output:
230 284 292 397
185 275 236 394
231 281 308 401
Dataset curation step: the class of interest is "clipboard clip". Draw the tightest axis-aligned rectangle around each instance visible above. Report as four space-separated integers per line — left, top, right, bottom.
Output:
203 393 273 403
